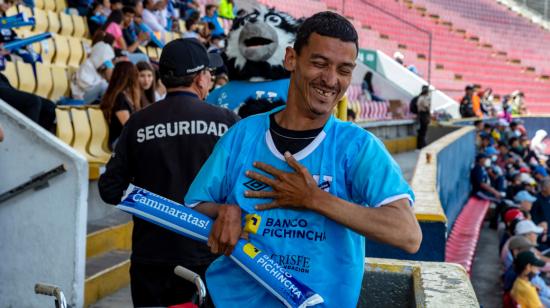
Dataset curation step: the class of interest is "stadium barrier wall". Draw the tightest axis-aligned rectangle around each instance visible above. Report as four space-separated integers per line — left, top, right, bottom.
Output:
365 126 475 261
0 100 88 307
360 258 478 307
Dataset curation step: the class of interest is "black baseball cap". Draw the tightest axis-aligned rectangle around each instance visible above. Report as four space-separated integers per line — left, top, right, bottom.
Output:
159 38 224 77
515 250 545 269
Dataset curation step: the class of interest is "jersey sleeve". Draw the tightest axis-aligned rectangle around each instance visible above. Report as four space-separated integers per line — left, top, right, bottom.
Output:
348 135 414 207
184 121 240 207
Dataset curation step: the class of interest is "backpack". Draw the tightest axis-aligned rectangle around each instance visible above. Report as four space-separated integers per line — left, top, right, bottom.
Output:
409 96 419 114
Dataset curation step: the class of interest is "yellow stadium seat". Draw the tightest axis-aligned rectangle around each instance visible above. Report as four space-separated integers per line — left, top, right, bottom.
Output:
5 5 18 16
2 61 18 88
138 46 146 54
39 36 55 64
155 48 161 58
50 65 69 101
55 0 66 12
146 46 157 58
44 0 56 12
15 61 36 93
178 19 186 33
70 108 108 164
18 5 33 19
53 35 70 67
47 11 60 33
172 32 181 39
67 37 84 68
35 0 45 10
33 8 49 33
87 107 112 161
59 12 74 36
72 15 86 38
55 107 74 145
35 62 53 98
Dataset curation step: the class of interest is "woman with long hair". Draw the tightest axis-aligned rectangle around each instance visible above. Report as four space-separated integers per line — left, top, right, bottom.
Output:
103 9 127 50
100 61 141 149
136 61 156 107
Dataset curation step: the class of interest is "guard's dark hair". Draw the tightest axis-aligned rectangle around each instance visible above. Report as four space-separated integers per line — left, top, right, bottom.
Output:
294 11 358 55
160 73 198 88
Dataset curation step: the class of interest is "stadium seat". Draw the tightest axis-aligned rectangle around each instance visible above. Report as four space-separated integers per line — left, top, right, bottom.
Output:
67 37 84 68
2 61 19 89
72 15 86 38
35 62 53 98
87 107 112 162
445 197 491 275
47 10 60 33
59 12 74 36
39 35 56 64
146 46 158 59
53 35 70 67
35 0 45 10
15 61 36 93
33 8 49 33
54 0 66 12
49 65 69 101
55 107 74 145
70 108 108 164
43 0 56 12
4 5 18 16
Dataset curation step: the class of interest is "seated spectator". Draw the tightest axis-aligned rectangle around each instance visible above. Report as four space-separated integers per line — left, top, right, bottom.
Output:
202 4 224 38
516 190 538 214
142 0 167 34
122 6 150 53
533 165 548 182
532 179 550 240
361 71 384 102
218 0 236 20
136 61 156 107
472 153 502 201
104 10 127 50
100 62 141 149
70 41 115 104
87 1 109 36
511 250 545 308
503 235 536 291
179 0 199 20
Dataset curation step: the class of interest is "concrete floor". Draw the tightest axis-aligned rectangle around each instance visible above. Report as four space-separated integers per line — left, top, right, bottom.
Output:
471 222 502 308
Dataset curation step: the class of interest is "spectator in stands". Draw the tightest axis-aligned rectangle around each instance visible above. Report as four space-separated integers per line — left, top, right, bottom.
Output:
460 85 475 118
531 179 550 240
212 72 228 90
202 4 224 38
511 250 545 308
179 0 199 20
481 88 495 116
511 90 527 115
98 38 238 307
100 61 141 148
531 130 548 161
472 84 482 118
471 153 502 202
415 85 431 150
515 190 537 214
155 69 166 100
496 119 511 143
121 6 150 54
361 71 383 102
502 235 535 289
218 0 235 20
347 108 356 122
111 0 123 11
71 41 115 104
104 9 149 64
136 61 157 107
142 0 167 34
87 0 109 37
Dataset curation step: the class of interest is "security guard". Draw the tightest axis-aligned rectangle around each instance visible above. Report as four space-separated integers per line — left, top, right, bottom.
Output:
98 38 239 307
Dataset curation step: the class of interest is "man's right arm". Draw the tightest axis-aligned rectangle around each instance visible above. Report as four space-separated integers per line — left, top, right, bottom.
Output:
98 125 132 205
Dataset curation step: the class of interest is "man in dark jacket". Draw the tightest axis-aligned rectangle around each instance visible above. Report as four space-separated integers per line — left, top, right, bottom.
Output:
98 38 239 307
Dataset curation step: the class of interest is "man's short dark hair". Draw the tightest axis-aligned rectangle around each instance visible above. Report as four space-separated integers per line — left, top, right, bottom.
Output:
160 72 198 88
294 11 358 55
122 6 135 14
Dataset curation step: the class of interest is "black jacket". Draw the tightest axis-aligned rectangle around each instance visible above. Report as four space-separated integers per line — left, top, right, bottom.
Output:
98 91 239 265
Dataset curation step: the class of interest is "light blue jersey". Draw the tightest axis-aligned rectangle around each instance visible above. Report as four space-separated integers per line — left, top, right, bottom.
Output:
206 79 290 111
185 107 414 307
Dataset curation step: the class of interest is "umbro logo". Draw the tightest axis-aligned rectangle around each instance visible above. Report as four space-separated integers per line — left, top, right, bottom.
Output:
244 179 268 191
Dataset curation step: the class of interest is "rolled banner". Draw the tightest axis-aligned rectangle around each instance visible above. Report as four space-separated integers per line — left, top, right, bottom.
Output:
117 186 323 308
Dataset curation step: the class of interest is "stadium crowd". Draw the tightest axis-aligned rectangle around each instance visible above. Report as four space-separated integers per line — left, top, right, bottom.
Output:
0 0 236 145
471 117 550 307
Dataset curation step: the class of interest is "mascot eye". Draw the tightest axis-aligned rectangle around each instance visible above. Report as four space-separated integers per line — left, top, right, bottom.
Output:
266 15 282 26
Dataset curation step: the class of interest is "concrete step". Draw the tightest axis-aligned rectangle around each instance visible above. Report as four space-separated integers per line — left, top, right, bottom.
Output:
85 250 131 307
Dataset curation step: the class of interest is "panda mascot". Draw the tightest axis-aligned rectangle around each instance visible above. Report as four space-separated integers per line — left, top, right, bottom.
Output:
206 6 301 118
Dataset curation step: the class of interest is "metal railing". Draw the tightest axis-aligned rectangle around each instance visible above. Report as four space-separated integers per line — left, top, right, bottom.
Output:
0 164 66 203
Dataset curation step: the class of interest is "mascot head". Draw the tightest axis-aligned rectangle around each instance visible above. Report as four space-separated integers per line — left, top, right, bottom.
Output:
224 6 301 81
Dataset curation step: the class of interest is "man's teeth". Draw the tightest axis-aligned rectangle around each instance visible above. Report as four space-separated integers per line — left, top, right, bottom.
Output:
314 88 335 97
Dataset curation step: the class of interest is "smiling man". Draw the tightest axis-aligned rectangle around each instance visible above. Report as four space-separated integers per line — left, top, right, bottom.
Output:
185 12 422 307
